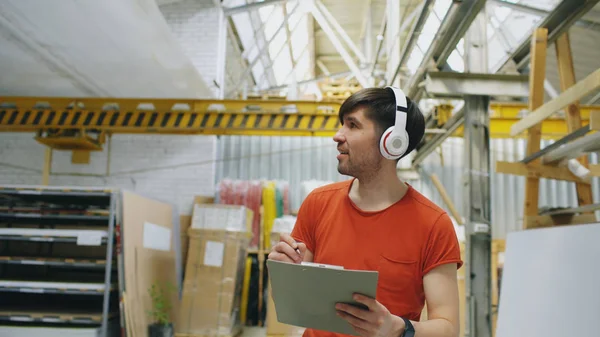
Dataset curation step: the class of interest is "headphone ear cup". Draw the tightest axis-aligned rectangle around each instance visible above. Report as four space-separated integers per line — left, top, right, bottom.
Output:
379 127 394 159
380 127 409 160
380 126 404 160
394 130 409 158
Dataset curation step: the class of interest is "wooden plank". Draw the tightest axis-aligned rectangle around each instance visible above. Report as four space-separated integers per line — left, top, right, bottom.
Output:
590 164 600 176
555 33 594 209
430 173 464 225
591 110 600 131
510 67 600 136
523 28 548 229
525 214 597 229
495 161 590 183
42 148 52 186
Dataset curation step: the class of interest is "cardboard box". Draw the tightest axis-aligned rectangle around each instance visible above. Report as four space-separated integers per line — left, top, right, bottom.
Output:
176 204 252 337
191 204 253 233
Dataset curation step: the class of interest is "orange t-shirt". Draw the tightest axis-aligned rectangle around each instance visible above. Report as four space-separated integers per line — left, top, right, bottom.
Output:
291 179 463 337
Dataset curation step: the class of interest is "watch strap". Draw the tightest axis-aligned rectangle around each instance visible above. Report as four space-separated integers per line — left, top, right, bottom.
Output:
400 317 415 337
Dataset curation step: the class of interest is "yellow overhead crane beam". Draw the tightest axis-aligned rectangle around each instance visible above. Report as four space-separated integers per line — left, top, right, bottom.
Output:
0 97 597 143
0 97 341 137
444 102 596 140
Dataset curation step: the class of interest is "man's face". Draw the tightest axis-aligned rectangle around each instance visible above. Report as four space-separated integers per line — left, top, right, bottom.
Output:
333 107 382 178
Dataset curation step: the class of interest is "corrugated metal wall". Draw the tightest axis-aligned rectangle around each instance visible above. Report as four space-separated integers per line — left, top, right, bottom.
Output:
215 136 348 212
216 135 600 239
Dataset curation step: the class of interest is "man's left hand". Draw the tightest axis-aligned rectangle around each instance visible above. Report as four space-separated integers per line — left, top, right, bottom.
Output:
335 294 405 337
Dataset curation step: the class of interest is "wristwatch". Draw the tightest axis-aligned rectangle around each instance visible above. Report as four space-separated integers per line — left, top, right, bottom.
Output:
400 317 415 337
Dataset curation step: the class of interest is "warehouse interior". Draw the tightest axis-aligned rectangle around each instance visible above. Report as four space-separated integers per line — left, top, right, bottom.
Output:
0 0 599 336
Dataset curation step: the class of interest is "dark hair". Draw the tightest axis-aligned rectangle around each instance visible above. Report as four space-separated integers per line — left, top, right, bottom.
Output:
338 87 425 159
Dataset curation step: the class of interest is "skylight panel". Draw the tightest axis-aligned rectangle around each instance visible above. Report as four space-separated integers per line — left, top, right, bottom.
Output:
272 48 293 85
416 14 440 52
406 48 424 75
446 49 464 72
433 0 453 18
269 29 287 60
291 15 308 60
294 52 311 82
263 8 284 40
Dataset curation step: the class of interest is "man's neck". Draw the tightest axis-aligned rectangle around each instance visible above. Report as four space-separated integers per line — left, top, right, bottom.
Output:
349 168 409 211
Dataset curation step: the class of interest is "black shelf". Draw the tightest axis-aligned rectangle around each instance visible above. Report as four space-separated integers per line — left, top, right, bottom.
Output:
0 212 109 225
0 187 112 208
0 257 112 269
0 185 117 337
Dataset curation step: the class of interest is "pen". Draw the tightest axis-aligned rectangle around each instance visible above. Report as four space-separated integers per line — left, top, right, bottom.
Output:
294 240 302 255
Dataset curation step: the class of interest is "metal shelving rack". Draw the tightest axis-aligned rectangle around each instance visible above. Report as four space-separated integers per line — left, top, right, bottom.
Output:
0 185 119 337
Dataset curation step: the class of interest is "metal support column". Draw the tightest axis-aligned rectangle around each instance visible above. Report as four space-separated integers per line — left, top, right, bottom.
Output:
463 95 492 337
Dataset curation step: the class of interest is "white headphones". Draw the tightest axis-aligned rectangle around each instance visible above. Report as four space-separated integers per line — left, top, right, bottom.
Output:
379 86 410 160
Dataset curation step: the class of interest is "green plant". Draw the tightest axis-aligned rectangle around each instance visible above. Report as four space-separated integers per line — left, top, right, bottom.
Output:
146 282 175 325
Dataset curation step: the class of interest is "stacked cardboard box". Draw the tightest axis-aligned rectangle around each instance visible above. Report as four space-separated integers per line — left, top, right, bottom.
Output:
176 204 252 337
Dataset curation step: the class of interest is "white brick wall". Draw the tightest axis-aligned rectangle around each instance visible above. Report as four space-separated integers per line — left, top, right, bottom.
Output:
159 0 222 98
159 0 248 99
225 30 248 97
0 133 217 215
0 133 45 185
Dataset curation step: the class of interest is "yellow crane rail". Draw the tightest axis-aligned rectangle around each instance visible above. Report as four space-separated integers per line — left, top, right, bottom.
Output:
0 97 341 137
0 97 597 139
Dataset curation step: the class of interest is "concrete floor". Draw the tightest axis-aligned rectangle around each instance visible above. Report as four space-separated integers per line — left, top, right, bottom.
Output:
241 326 268 337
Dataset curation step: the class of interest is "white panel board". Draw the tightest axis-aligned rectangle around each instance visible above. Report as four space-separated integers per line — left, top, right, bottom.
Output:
496 223 600 337
0 0 212 98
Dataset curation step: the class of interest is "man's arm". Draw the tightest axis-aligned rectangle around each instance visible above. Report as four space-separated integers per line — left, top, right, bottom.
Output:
410 262 460 337
335 263 459 337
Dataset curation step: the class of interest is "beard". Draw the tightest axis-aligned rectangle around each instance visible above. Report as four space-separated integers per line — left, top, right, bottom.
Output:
337 149 382 181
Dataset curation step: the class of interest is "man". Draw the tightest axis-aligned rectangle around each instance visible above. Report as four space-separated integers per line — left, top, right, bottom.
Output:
268 87 463 337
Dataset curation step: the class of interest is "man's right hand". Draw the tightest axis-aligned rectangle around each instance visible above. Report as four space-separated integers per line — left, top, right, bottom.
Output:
268 233 307 264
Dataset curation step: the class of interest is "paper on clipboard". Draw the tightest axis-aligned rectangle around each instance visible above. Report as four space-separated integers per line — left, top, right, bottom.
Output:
266 259 379 336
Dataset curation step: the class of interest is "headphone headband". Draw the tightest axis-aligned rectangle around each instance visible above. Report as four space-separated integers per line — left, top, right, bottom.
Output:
385 86 408 132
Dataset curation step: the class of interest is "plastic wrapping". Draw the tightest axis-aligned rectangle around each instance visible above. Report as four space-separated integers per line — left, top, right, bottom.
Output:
270 216 297 248
217 179 263 248
216 179 291 250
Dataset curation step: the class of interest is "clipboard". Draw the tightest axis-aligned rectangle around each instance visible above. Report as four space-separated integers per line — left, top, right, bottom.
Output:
266 259 379 336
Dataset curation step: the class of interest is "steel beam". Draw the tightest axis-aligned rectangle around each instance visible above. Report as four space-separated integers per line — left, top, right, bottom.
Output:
309 1 370 88
224 0 286 17
489 0 600 33
412 107 465 167
314 0 366 64
389 0 433 86
541 131 600 165
520 125 591 164
227 1 301 96
370 9 387 76
493 0 600 72
404 0 487 98
423 72 530 99
463 95 492 337
432 0 487 69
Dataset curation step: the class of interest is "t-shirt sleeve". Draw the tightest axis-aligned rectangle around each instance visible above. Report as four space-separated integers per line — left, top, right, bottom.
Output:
290 192 317 254
422 212 463 276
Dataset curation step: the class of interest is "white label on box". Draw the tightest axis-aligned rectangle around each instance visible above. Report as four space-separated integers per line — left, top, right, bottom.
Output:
77 232 103 246
143 222 171 252
204 241 225 267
